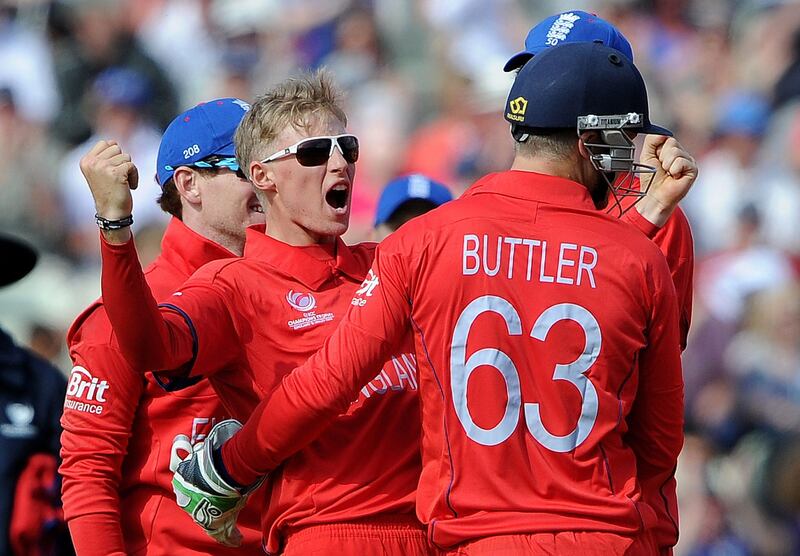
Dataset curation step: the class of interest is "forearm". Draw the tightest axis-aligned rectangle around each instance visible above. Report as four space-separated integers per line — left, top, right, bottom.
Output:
60 444 128 555
622 199 662 238
66 511 127 556
632 191 674 228
100 234 193 372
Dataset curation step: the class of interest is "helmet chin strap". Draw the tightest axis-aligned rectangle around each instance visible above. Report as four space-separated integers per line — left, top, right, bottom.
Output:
577 113 657 217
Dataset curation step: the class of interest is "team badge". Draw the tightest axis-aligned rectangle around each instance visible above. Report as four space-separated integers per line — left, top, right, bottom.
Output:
509 96 528 116
286 290 317 312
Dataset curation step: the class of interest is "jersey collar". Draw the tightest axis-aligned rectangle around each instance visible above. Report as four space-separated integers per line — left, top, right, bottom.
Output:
462 170 598 210
243 225 365 290
159 218 236 276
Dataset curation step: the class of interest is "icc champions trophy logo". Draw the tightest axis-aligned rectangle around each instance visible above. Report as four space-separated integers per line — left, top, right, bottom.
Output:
286 290 317 312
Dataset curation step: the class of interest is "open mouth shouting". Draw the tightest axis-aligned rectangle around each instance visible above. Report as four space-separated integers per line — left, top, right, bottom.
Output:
325 181 350 214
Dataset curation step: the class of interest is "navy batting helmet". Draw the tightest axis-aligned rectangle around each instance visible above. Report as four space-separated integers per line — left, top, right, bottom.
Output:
504 42 670 136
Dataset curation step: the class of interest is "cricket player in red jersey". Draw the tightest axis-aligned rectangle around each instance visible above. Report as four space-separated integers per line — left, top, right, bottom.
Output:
78 72 428 555
59 98 266 555
504 9 694 349
199 43 696 555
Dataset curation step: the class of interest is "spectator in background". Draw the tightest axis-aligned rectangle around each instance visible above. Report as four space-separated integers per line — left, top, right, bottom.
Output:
0 88 65 254
725 284 800 435
756 111 800 255
58 67 165 265
402 66 514 192
49 0 177 145
0 234 72 556
683 204 796 448
684 91 771 255
0 5 59 125
372 173 452 241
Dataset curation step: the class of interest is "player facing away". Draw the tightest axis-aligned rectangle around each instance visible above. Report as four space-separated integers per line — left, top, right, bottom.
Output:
59 99 266 555
505 9 695 349
80 72 428 555
201 43 696 555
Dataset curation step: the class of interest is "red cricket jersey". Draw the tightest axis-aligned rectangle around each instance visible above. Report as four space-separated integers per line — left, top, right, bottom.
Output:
97 226 421 555
619 180 694 350
60 218 263 556
222 171 685 552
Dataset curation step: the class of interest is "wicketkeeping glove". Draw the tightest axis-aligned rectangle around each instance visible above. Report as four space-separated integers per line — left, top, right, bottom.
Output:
172 419 261 547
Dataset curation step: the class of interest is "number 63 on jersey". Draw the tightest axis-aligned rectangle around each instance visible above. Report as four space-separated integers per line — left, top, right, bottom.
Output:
450 295 601 452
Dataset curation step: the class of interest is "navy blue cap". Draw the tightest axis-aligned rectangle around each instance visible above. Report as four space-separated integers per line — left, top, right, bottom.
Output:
504 42 671 136
156 98 251 187
374 174 453 226
504 10 633 72
92 67 152 108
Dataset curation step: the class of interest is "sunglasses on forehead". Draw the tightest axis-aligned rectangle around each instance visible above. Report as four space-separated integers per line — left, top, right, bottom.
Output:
262 134 359 167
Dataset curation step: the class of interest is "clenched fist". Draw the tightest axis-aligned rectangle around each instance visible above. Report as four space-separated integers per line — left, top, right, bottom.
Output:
636 135 698 227
80 140 140 222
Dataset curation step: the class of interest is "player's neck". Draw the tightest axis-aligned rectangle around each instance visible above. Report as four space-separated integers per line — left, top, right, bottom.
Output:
510 155 590 188
181 212 243 256
265 213 337 247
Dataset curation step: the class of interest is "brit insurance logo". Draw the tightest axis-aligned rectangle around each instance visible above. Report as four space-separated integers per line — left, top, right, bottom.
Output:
63 366 109 415
286 290 334 331
352 269 379 307
286 290 317 312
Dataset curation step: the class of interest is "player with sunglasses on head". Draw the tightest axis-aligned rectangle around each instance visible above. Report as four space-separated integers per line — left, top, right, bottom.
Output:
80 72 428 555
504 10 695 350
60 98 265 555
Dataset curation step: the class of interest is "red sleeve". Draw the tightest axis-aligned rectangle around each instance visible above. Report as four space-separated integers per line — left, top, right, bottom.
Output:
626 254 685 550
222 240 413 486
60 342 144 556
651 207 694 350
621 205 661 239
622 207 694 349
100 234 241 377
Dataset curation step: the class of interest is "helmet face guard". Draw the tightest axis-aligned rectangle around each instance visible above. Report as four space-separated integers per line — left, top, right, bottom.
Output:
577 113 656 217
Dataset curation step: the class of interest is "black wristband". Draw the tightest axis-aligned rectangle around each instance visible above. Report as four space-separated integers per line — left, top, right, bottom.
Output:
95 213 133 230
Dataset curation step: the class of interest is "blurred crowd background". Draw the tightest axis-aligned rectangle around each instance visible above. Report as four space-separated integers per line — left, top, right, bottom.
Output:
0 0 799 554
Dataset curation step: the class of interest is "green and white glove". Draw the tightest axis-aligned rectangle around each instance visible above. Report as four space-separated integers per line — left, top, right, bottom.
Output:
172 419 258 547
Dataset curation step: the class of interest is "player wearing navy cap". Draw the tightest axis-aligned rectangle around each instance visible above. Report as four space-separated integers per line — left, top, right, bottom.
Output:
505 10 696 350
205 42 694 556
373 174 453 240
60 98 265 555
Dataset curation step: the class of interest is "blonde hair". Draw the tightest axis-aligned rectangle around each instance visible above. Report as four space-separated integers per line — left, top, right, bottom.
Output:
235 70 347 180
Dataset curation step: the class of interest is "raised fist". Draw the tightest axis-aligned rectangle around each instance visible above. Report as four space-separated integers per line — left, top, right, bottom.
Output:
79 140 139 221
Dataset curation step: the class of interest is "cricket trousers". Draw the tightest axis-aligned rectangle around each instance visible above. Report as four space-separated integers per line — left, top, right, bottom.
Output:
281 516 431 556
437 531 661 555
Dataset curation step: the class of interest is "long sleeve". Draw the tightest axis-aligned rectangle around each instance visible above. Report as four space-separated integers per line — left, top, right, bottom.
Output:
625 255 685 550
622 206 694 349
222 243 413 486
99 234 241 377
60 342 144 556
100 235 195 373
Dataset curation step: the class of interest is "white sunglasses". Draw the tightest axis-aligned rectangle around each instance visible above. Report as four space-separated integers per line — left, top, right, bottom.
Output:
261 134 359 167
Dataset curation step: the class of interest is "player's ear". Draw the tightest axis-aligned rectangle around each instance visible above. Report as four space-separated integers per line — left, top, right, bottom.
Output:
173 167 202 206
577 132 597 161
250 160 276 194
